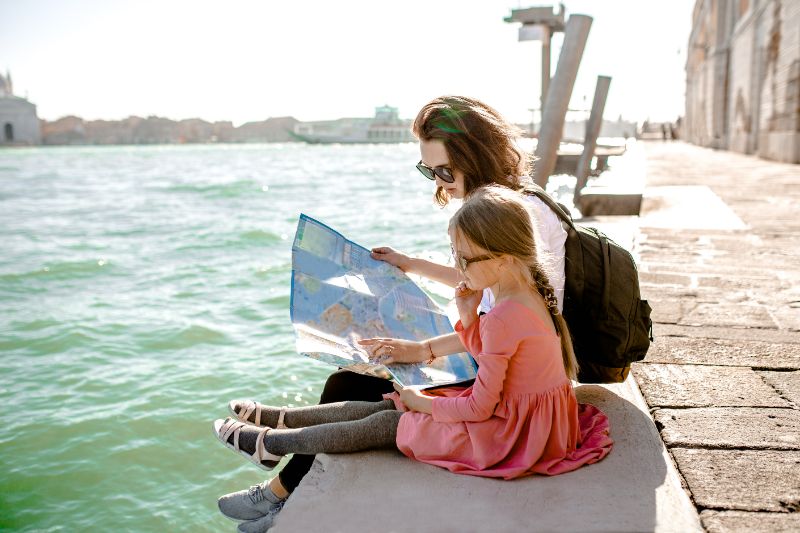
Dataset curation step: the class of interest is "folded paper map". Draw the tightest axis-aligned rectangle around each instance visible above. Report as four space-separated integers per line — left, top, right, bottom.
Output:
290 214 478 389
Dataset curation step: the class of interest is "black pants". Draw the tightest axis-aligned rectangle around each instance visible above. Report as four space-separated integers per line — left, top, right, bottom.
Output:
277 369 395 492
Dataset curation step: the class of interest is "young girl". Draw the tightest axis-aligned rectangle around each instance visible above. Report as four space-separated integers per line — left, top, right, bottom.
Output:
213 187 611 515
216 96 570 525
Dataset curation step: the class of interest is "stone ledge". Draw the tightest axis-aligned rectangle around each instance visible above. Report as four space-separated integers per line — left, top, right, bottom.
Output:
577 189 643 216
271 379 701 533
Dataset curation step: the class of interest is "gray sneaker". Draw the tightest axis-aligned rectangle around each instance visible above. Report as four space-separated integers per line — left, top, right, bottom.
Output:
237 500 285 533
218 481 285 521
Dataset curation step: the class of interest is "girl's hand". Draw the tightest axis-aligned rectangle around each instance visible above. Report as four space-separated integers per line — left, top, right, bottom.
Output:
358 338 427 364
393 382 433 414
455 281 482 328
370 246 412 272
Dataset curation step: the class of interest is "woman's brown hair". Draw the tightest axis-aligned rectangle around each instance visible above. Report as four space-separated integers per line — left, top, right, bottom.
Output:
449 185 578 380
413 95 533 206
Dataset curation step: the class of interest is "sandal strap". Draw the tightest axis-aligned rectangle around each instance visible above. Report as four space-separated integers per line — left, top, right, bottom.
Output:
238 401 286 429
255 426 284 462
219 418 283 463
220 419 246 451
238 401 262 426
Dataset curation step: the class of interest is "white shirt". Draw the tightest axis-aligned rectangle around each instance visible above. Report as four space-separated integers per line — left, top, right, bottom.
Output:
478 193 567 313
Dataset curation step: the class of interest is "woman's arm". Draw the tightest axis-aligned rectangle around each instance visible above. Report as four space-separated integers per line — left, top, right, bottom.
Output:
371 247 460 287
358 332 466 365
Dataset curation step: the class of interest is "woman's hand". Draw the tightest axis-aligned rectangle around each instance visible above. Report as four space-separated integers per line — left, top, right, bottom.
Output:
455 281 482 328
358 338 427 364
370 246 412 272
393 382 433 414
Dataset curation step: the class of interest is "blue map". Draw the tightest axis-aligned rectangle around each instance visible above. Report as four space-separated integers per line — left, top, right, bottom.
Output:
290 214 478 389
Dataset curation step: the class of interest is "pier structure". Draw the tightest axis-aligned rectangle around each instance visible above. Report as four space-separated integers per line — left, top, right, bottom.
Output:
531 13 593 187
574 75 612 204
270 140 800 533
504 4 565 116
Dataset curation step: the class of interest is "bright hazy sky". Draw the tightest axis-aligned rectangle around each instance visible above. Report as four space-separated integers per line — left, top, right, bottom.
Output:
1 0 694 125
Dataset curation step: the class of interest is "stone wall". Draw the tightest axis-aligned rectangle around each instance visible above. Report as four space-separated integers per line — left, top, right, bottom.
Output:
685 0 799 163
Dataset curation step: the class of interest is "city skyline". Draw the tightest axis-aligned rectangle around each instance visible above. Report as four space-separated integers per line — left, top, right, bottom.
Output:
1 0 694 126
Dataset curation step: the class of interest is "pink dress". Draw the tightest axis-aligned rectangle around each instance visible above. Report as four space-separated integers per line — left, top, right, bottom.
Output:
385 300 613 479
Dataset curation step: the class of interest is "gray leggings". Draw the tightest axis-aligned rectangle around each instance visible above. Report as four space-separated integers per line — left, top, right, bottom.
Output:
263 399 402 456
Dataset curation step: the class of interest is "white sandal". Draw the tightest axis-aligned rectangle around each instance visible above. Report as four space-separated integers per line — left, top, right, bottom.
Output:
228 400 288 429
212 417 284 471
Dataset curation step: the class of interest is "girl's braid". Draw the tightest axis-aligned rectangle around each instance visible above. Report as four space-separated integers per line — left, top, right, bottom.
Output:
530 262 560 315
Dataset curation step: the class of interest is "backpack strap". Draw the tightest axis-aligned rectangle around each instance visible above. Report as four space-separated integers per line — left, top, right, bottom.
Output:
599 232 611 316
522 184 577 231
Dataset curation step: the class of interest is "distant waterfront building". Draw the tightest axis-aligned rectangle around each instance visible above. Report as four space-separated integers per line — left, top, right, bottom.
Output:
0 71 41 146
684 0 799 163
292 105 416 144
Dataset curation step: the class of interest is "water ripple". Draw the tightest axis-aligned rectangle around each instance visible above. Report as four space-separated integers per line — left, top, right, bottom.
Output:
0 142 449 532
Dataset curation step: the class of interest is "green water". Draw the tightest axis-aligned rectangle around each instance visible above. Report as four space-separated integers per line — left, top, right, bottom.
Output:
0 143 458 532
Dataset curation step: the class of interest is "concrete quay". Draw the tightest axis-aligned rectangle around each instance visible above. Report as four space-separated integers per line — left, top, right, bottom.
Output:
269 141 797 533
632 141 800 532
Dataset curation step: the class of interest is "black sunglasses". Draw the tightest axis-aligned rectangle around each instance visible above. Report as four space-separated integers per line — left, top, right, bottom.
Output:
416 161 455 183
451 245 493 272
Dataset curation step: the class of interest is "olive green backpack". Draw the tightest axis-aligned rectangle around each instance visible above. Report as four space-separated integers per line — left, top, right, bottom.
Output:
526 185 653 383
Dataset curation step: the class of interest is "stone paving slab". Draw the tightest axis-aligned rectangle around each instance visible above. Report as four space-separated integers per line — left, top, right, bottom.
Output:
641 336 800 369
646 298 695 324
641 285 723 301
700 510 800 533
633 364 790 408
670 448 800 512
652 323 800 345
772 306 800 332
680 303 778 329
643 284 763 301
641 289 796 328
695 275 785 293
654 407 800 449
643 261 783 277
635 142 800 526
758 371 800 406
638 186 746 230
639 271 693 286
638 232 781 251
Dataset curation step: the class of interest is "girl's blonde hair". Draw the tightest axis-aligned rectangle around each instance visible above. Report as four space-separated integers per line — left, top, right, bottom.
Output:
413 96 533 207
449 185 578 380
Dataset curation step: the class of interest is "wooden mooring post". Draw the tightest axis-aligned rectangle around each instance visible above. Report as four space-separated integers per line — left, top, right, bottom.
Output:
533 14 593 188
574 75 611 205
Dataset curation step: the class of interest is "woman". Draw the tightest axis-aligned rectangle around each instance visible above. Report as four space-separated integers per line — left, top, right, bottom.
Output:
216 96 568 532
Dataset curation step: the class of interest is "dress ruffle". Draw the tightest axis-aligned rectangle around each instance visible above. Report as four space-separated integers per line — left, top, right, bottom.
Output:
383 382 612 479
